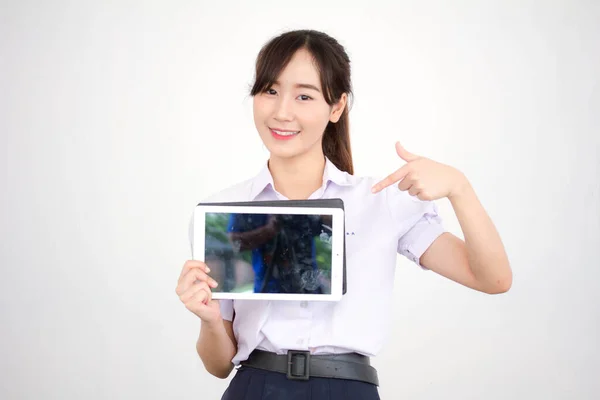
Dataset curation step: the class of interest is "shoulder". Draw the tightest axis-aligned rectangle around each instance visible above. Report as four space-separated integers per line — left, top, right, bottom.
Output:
337 172 379 193
342 172 408 203
345 172 436 217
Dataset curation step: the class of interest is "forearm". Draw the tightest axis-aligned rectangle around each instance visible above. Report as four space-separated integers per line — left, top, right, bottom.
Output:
449 178 512 292
230 225 276 251
196 320 236 379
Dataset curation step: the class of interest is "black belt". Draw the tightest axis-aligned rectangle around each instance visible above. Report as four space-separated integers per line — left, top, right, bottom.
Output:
240 349 379 386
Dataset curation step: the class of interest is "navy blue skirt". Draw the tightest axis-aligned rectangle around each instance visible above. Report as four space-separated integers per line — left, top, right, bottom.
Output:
221 366 380 400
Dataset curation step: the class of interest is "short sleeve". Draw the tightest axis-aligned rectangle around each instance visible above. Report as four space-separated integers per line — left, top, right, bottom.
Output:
386 187 445 269
227 213 267 233
226 214 237 232
219 299 234 321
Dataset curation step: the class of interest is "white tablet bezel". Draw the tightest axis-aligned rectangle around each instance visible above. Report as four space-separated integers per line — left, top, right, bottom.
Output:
193 204 344 301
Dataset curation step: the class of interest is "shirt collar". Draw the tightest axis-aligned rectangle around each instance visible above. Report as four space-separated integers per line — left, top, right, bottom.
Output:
249 157 352 200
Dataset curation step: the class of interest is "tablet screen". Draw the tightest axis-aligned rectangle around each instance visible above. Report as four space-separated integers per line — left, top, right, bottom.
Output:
204 212 334 294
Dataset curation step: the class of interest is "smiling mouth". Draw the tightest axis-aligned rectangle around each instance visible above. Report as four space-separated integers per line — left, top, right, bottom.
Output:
270 128 300 140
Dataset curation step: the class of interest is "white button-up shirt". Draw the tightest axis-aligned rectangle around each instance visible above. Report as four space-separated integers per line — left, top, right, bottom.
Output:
190 158 444 365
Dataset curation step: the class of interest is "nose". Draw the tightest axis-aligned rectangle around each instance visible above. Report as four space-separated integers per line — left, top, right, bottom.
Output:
274 96 294 122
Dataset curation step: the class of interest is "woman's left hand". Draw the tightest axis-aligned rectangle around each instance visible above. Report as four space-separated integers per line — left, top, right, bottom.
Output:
371 142 469 201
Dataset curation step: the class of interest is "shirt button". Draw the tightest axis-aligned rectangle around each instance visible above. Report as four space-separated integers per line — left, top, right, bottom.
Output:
300 301 308 308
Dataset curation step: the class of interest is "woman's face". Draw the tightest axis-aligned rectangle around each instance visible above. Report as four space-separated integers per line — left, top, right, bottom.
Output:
253 48 346 161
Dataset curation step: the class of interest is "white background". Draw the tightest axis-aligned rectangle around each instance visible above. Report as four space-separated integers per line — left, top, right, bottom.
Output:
1 1 599 399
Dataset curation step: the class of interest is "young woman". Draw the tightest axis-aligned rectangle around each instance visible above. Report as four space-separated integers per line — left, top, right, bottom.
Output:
176 29 512 400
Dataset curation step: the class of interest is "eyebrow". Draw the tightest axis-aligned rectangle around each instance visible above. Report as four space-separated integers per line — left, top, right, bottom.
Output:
274 80 321 93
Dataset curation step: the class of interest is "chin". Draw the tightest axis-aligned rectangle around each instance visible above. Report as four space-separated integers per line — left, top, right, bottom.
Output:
265 145 304 160
259 136 298 158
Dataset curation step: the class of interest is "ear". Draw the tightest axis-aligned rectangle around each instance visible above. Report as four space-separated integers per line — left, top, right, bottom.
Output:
329 93 348 123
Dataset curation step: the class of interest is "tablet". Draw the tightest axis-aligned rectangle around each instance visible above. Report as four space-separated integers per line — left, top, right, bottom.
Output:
197 198 347 295
193 204 345 301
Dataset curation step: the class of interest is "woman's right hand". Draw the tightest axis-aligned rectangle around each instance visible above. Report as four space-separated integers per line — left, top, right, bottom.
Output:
176 260 221 324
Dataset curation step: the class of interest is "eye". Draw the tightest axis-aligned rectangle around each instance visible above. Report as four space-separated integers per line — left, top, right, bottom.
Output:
298 94 312 101
264 88 277 95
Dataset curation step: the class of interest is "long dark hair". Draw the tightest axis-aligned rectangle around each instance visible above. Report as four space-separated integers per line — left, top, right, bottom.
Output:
250 30 354 175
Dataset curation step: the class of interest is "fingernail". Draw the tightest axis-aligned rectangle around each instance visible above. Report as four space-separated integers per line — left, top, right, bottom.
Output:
206 266 211 273
212 280 218 287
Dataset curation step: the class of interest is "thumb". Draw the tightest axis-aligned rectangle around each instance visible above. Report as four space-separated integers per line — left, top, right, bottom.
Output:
395 141 419 162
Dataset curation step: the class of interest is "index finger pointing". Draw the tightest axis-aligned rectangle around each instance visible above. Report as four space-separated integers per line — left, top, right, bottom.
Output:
371 165 409 193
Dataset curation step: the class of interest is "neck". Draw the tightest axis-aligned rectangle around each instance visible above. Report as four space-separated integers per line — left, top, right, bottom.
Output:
268 151 326 200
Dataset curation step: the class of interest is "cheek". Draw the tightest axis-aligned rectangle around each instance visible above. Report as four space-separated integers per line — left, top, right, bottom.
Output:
253 97 270 121
299 106 332 132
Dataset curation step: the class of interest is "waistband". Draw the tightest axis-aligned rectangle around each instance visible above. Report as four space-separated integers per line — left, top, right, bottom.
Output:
240 349 379 386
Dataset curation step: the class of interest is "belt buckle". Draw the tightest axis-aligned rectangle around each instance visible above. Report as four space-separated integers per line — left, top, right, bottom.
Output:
286 350 310 381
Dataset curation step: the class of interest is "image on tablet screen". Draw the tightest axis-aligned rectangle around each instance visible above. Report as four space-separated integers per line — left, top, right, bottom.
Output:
204 212 333 294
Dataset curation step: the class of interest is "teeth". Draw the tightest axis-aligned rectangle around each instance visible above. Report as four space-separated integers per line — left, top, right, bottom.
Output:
274 130 299 136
